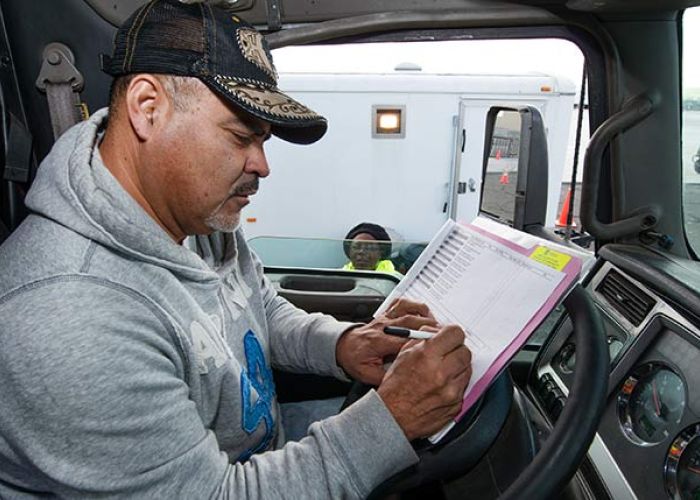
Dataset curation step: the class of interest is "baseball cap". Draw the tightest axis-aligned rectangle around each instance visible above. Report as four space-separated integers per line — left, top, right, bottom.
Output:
101 0 327 144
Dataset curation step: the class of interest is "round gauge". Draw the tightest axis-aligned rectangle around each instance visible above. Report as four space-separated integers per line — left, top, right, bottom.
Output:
618 363 686 445
665 423 700 500
557 343 576 373
557 336 625 374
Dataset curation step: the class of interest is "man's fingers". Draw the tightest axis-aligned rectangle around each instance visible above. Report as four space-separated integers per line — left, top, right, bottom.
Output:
455 363 473 387
387 298 435 320
419 325 439 333
451 343 472 368
400 338 422 352
373 331 408 356
441 346 473 381
362 365 387 386
421 401 465 436
390 314 437 331
425 324 466 355
384 298 400 318
395 299 434 319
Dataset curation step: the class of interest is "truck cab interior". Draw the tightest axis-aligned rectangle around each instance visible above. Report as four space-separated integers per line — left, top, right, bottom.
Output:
1 0 699 499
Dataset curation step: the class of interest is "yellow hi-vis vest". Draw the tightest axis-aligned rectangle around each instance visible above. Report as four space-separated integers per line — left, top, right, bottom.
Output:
342 260 397 273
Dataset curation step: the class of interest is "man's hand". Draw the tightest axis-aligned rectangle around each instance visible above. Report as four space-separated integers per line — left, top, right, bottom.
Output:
335 298 438 385
377 325 472 441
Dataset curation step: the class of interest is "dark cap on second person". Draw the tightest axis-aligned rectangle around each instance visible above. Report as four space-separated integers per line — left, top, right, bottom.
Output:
102 0 327 144
343 222 392 260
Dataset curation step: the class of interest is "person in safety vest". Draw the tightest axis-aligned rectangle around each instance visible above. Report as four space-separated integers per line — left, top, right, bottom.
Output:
343 222 397 273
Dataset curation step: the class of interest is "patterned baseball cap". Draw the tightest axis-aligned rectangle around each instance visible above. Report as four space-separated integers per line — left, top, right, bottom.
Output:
101 0 327 144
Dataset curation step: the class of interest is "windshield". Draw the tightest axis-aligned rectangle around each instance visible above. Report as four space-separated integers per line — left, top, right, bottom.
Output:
683 7 700 253
249 236 427 275
244 38 588 269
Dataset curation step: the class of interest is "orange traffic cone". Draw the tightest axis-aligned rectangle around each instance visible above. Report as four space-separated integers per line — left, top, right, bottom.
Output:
556 188 577 227
499 170 509 185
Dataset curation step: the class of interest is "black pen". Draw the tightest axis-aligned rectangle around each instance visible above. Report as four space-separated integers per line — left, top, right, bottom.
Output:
383 326 434 340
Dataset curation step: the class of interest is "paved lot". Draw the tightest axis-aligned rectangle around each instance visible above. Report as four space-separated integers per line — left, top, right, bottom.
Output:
684 184 700 250
482 173 700 252
553 183 700 252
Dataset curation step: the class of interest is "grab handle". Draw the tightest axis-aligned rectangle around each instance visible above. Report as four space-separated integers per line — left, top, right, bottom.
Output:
580 94 660 240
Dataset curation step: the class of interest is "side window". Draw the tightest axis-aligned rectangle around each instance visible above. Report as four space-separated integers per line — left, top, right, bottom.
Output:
683 7 700 253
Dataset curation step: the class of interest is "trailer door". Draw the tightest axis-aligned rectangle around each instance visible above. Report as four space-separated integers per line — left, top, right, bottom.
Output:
451 98 549 224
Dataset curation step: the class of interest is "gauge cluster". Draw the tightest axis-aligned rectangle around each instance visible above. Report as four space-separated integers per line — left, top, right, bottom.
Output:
533 263 700 500
587 328 699 500
545 327 700 500
618 362 686 446
665 423 700 500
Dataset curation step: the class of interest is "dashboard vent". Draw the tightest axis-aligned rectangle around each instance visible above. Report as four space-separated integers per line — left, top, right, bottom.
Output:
596 270 656 326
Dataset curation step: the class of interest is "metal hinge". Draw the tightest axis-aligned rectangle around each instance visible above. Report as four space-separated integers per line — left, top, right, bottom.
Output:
35 43 86 139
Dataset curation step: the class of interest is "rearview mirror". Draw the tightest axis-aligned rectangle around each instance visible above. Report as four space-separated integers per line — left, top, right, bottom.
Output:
479 106 549 232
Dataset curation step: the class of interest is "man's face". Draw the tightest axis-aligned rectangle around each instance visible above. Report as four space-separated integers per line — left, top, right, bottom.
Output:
348 233 383 270
143 81 271 236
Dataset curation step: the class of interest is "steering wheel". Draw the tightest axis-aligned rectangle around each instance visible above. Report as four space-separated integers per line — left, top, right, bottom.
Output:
342 285 609 499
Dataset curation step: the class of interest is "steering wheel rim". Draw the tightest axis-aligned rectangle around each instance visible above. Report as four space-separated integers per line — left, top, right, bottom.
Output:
350 285 608 498
500 284 608 499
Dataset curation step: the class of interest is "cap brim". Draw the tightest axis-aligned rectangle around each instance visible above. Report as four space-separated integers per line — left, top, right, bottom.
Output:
203 75 327 145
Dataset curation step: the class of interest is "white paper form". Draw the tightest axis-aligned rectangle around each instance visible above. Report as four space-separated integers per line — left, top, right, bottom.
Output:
376 220 567 441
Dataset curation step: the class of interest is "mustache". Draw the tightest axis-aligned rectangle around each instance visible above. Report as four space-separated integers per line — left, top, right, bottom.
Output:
231 178 259 197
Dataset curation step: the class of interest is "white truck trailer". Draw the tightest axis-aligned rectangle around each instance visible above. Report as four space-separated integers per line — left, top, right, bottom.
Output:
242 68 576 243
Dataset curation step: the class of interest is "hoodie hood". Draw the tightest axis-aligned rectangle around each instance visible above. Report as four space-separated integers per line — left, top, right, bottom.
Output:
25 108 221 282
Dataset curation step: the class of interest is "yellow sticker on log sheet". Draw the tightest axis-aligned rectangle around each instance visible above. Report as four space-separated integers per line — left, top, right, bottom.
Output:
530 246 571 271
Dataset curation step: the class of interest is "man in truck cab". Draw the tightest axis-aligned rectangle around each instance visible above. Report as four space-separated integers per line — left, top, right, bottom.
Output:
0 0 472 497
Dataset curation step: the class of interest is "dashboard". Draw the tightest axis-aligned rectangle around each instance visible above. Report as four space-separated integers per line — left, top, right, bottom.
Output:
261 246 700 498
531 247 700 500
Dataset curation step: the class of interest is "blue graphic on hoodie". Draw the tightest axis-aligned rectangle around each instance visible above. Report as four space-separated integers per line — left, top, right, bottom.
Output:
238 330 276 461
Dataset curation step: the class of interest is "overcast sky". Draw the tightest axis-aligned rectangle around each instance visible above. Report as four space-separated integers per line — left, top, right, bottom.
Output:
273 39 586 87
684 7 700 90
272 6 700 92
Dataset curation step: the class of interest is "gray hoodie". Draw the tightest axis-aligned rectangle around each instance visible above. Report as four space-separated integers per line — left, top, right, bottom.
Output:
0 109 417 498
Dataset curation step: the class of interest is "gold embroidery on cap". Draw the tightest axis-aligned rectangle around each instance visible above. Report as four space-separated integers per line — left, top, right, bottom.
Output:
124 0 157 72
236 28 277 81
215 75 321 120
